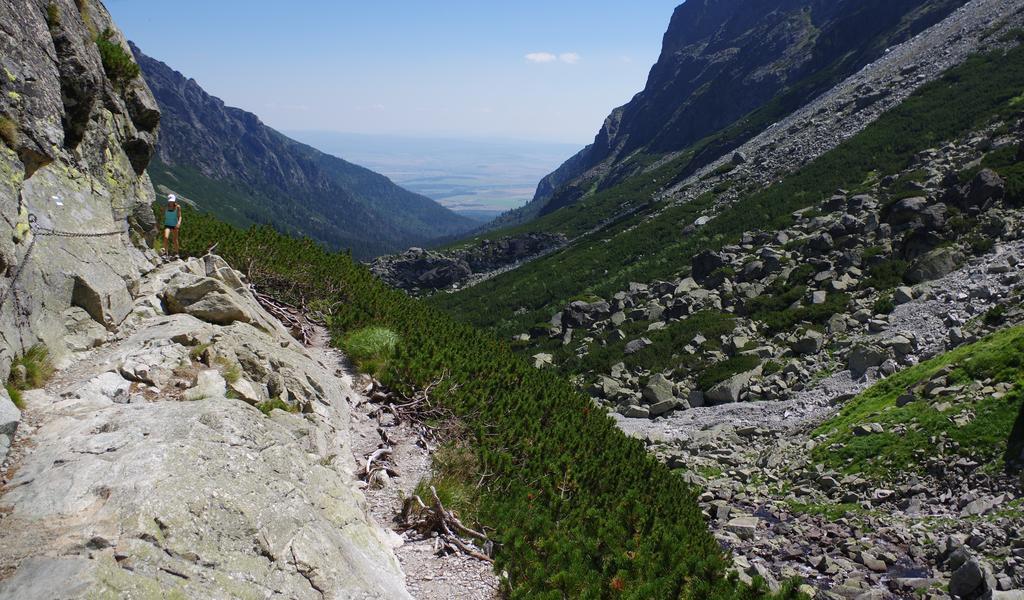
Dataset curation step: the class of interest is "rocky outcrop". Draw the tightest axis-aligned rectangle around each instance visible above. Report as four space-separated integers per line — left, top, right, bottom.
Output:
0 258 413 598
0 0 159 380
371 233 567 293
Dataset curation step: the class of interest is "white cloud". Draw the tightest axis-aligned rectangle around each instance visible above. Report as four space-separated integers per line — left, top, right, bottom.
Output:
525 52 557 63
559 52 581 64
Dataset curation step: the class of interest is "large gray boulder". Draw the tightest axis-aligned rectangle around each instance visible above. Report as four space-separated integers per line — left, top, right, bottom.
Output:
706 366 762 405
848 344 888 377
642 374 676 405
964 168 1005 208
564 300 612 328
949 557 996 599
792 329 825 355
905 247 964 284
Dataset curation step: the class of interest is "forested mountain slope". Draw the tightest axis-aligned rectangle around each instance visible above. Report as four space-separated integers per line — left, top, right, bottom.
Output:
133 44 475 258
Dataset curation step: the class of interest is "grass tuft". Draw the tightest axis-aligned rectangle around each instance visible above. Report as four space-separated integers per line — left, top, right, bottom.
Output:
214 356 242 384
341 326 398 378
0 116 18 149
255 397 297 416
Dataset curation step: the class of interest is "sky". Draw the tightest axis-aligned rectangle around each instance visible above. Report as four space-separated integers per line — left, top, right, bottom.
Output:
106 1 681 144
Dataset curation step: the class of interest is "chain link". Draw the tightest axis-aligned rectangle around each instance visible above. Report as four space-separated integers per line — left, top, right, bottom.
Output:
0 213 128 315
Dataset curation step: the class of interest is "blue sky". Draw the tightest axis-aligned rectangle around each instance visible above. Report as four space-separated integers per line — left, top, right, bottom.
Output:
106 1 681 144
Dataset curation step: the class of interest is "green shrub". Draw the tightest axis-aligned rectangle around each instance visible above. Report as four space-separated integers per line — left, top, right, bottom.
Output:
762 360 784 377
214 356 242 384
255 397 296 416
94 28 140 89
969 234 996 255
0 116 17 149
984 304 1007 326
873 294 895 315
861 259 909 290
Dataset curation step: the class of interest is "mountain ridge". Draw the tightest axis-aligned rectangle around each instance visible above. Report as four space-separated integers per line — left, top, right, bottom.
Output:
489 0 969 230
132 43 475 258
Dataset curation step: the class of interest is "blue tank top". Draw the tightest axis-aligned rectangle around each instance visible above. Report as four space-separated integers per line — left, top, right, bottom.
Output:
165 207 179 227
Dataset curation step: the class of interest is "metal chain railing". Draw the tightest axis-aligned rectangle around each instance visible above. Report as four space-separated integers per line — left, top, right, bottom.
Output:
0 213 127 316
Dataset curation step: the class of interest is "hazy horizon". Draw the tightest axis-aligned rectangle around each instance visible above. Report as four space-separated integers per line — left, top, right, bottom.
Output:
286 130 582 217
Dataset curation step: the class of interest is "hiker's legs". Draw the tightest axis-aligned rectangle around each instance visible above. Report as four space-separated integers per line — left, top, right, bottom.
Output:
162 227 170 256
172 228 180 256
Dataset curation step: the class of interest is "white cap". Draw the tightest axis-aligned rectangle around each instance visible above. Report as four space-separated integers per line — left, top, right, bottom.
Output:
168 194 177 203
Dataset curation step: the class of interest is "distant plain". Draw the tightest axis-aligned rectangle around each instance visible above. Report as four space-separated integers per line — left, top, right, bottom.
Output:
287 131 582 222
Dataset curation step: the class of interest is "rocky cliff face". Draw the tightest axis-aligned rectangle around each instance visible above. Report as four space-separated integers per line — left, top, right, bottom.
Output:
132 44 475 258
0 3 414 596
0 0 159 380
500 0 968 227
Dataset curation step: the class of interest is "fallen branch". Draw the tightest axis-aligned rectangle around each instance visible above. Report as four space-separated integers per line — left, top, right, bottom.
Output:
359 446 399 488
399 485 493 563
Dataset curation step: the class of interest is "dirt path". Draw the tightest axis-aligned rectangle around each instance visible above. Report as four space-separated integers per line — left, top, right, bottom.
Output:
307 327 501 600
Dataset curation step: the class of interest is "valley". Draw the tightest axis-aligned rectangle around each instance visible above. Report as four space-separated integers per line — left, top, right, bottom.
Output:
1 0 1023 598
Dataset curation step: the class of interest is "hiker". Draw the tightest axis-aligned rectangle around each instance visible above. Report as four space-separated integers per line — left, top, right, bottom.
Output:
163 194 182 258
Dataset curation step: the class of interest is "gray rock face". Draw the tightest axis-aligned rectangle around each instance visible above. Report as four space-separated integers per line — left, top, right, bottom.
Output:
0 260 412 599
370 233 567 292
0 0 160 379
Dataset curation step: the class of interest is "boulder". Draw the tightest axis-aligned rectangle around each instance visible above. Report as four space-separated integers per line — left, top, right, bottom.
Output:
621 405 650 419
726 516 759 541
184 370 227 402
70 273 134 332
624 338 652 355
848 344 887 377
642 374 676 405
894 286 915 305
886 196 928 226
964 169 1005 208
706 366 762 405
792 330 825 355
564 300 612 328
906 247 964 284
164 275 252 325
691 250 726 285
532 353 553 368
648 399 679 417
949 558 996 599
